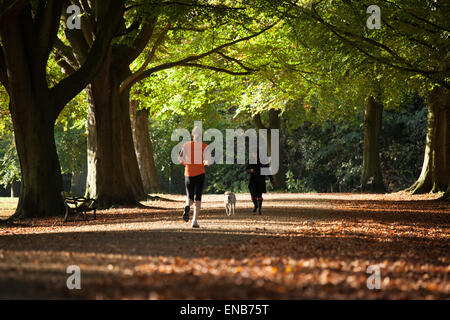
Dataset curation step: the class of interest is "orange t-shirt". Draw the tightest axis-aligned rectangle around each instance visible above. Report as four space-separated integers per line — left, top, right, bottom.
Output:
180 141 208 177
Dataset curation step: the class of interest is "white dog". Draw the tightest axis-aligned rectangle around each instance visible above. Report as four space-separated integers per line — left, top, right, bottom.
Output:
224 191 236 216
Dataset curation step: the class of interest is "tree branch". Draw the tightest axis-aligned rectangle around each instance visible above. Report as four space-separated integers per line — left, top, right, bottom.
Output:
122 22 277 92
51 1 124 116
179 62 252 76
62 1 91 64
0 44 8 91
54 37 80 70
217 51 256 72
63 28 90 64
0 0 30 31
120 22 171 92
78 1 95 47
310 4 408 67
80 0 96 32
253 113 266 130
158 1 245 10
114 16 158 68
307 3 448 87
379 0 450 32
36 0 64 66
53 53 76 75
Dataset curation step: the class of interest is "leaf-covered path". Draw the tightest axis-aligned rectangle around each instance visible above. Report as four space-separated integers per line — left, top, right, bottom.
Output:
0 193 449 299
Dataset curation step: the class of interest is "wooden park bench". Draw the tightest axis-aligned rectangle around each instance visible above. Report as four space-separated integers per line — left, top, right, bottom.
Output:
62 192 97 222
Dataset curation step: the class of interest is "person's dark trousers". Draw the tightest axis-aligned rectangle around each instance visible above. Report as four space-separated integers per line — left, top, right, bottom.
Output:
183 173 205 221
185 173 205 202
257 197 263 215
251 196 258 212
251 192 263 214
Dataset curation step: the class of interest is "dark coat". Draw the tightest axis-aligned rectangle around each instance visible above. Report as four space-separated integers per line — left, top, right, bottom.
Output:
246 162 272 196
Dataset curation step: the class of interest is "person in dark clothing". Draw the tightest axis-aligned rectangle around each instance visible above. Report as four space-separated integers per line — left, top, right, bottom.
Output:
246 150 274 214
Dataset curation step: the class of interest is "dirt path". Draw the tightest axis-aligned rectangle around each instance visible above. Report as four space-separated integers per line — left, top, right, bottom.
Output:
0 193 449 299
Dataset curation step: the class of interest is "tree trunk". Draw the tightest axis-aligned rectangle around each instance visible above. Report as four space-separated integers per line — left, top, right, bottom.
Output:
119 87 147 199
408 86 449 195
10 180 20 198
443 179 450 201
71 167 87 197
2 17 65 219
268 109 286 190
361 95 385 193
85 56 145 208
130 100 163 193
9 101 64 218
1 1 123 219
169 163 174 193
443 94 450 201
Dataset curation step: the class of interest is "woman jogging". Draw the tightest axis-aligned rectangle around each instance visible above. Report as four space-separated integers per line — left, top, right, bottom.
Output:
179 126 210 228
247 149 274 215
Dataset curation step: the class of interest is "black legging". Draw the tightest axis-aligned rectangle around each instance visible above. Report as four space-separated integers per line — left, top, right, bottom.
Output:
185 173 205 202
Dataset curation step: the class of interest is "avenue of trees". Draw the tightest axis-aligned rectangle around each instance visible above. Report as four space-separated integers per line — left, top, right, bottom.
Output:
0 0 448 220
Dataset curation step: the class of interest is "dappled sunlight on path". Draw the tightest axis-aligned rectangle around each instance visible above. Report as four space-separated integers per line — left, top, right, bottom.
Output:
0 193 448 299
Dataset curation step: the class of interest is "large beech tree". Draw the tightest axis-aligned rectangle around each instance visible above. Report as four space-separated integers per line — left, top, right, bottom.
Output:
277 0 450 199
0 0 123 219
361 95 385 192
407 86 449 194
130 99 162 193
55 2 155 207
56 0 272 208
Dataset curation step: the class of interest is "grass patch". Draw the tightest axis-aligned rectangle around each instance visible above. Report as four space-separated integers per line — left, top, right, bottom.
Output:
0 197 18 210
